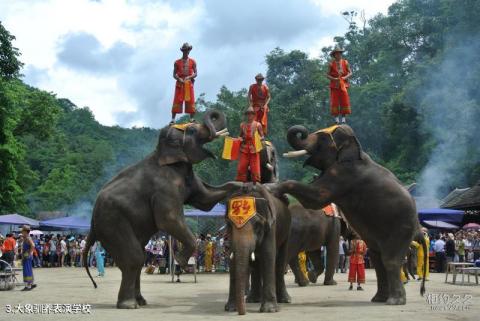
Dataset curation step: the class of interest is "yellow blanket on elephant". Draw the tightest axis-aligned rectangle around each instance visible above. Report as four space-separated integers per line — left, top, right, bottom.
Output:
228 196 257 228
171 123 194 131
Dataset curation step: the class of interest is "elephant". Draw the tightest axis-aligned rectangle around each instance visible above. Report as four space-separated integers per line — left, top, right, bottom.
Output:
272 124 428 305
82 110 243 309
224 184 291 315
287 204 341 286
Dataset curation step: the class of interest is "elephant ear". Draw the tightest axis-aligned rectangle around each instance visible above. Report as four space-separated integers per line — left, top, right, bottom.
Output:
157 127 190 166
333 127 363 162
255 198 275 229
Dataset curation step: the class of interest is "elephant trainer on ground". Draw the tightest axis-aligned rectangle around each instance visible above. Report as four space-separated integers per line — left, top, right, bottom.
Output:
271 124 427 305
83 110 242 309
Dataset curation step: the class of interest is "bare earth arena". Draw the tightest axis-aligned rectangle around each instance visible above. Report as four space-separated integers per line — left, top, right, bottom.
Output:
1 268 478 321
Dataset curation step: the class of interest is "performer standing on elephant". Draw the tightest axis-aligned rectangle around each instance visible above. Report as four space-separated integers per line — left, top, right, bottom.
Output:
348 235 366 290
171 42 197 124
20 225 37 291
327 47 352 124
412 227 430 280
236 107 265 184
247 73 271 134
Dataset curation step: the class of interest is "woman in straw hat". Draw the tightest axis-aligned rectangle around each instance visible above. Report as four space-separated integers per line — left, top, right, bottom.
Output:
20 225 37 291
326 46 352 124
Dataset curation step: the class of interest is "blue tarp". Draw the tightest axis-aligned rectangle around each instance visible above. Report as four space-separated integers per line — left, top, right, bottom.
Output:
0 214 39 227
418 208 464 224
39 216 91 230
184 204 225 217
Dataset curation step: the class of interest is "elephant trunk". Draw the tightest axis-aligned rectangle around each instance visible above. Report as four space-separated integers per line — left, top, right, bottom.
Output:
203 110 227 140
284 125 310 158
234 248 250 315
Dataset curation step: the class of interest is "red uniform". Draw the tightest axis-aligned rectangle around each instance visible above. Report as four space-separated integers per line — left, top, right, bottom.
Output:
348 239 366 284
172 58 196 115
249 84 270 133
236 121 264 183
328 59 351 116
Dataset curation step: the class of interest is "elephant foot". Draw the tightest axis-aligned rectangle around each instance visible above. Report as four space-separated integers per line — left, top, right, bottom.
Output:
308 271 318 284
277 292 291 303
117 299 139 309
386 296 406 305
224 301 236 312
323 279 337 285
297 278 309 287
246 293 262 303
371 292 389 303
136 295 147 306
260 301 279 313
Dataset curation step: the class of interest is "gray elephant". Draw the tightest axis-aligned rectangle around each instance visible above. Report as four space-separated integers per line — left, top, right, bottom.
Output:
287 204 341 286
224 185 291 315
82 110 242 309
272 124 428 305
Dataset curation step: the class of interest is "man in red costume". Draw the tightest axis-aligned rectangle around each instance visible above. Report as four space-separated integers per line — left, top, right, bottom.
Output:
247 73 271 134
327 47 352 124
171 42 197 124
236 107 265 184
348 234 367 290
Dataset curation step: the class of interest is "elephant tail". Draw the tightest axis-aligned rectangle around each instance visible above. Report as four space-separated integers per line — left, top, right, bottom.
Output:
418 233 427 296
84 226 97 289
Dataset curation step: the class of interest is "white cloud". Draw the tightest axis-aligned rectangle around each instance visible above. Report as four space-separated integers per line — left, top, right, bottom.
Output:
0 0 395 127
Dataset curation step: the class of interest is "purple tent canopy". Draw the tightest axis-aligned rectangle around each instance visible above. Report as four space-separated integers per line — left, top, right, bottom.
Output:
418 208 464 224
184 204 226 217
422 220 459 229
40 216 90 230
0 214 39 227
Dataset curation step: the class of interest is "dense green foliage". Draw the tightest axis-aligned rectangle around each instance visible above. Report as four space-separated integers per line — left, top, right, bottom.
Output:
1 0 479 215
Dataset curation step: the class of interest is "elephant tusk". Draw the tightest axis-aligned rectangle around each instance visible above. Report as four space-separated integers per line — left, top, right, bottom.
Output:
230 252 234 260
283 150 308 158
251 252 255 262
266 163 274 171
217 131 230 137
216 128 229 136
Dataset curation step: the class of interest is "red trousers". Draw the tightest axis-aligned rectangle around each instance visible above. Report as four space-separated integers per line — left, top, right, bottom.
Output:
236 152 260 183
348 262 365 283
172 81 195 115
330 88 351 116
254 107 268 134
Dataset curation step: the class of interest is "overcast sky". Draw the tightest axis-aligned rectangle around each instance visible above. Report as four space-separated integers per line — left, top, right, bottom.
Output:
0 0 394 128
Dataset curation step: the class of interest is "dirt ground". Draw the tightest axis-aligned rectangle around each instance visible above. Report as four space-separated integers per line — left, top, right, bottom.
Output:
1 267 478 321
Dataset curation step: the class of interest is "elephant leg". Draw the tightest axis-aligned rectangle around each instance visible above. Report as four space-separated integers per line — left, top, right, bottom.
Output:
135 266 147 306
324 233 339 285
276 242 291 303
260 230 279 313
225 258 236 312
369 250 389 303
154 199 196 268
382 254 406 305
104 220 144 309
247 257 262 303
307 250 323 284
289 257 308 287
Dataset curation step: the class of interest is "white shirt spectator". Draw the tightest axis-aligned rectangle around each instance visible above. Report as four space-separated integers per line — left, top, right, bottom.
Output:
80 239 86 251
339 240 345 255
60 239 67 253
434 239 445 253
